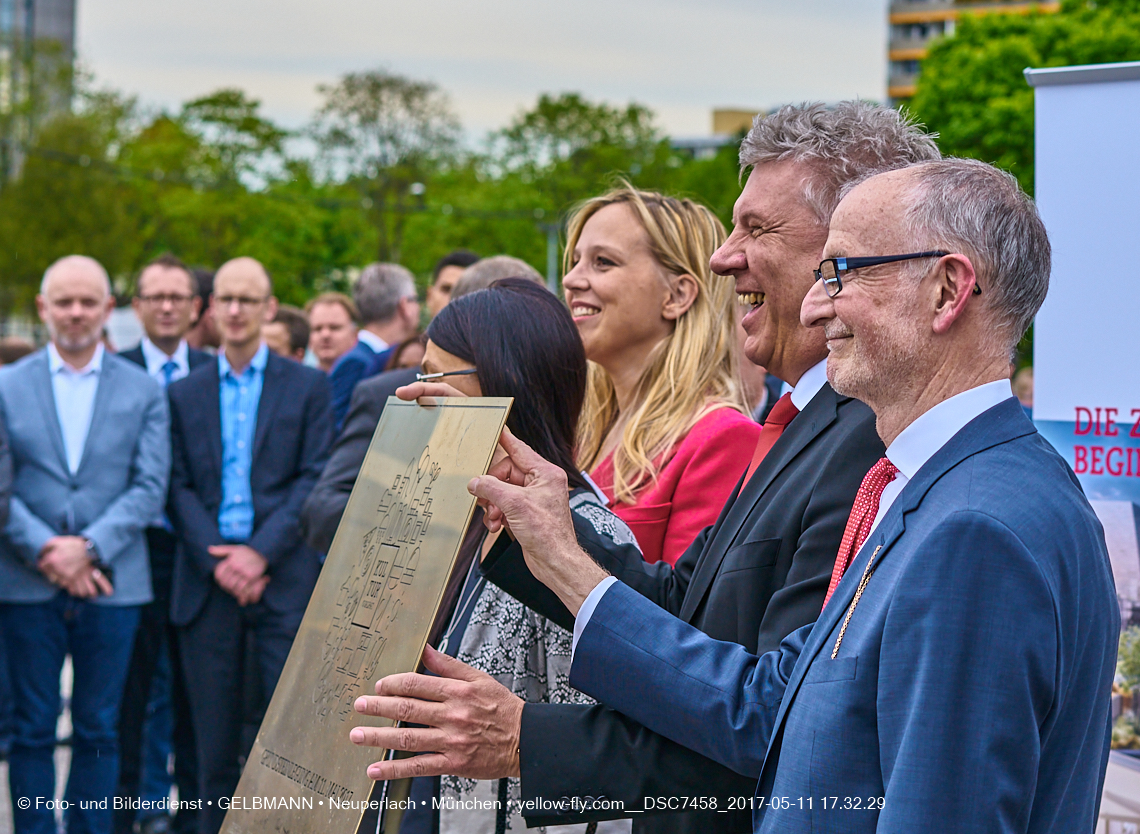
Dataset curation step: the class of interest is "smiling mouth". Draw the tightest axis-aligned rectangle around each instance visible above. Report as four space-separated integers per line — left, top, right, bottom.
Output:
571 305 600 317
737 292 765 307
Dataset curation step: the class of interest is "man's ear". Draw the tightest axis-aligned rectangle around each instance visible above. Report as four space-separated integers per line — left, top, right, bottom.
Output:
264 296 279 323
662 274 700 322
931 254 979 335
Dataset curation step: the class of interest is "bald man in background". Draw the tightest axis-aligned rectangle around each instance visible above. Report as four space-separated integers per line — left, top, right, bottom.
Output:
166 257 333 834
0 255 170 834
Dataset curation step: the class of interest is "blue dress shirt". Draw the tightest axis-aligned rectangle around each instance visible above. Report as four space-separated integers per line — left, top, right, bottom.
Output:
47 342 105 475
217 343 267 542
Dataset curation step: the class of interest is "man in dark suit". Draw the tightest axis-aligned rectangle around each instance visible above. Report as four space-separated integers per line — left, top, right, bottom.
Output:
329 262 420 430
117 253 211 834
167 257 333 834
300 365 418 553
345 103 940 833
449 161 1119 832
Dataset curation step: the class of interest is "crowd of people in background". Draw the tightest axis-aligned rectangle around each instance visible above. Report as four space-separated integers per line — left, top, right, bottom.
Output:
0 101 1054 834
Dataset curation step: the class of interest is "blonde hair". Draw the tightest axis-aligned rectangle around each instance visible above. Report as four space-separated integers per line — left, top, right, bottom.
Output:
568 184 747 503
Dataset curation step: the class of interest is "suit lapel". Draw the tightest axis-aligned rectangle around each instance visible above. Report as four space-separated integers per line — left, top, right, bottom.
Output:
679 386 841 622
252 354 285 462
759 397 1038 770
30 352 70 475
198 361 223 481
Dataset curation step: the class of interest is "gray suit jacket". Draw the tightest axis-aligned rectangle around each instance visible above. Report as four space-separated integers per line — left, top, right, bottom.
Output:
0 348 171 605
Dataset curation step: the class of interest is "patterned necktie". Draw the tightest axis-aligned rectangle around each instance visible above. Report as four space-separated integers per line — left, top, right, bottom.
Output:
161 360 178 389
821 456 899 610
743 393 800 484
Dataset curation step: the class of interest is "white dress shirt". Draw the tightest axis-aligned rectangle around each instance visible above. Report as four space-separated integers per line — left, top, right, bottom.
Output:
140 337 191 386
868 378 1014 538
573 358 831 653
48 342 105 475
357 330 388 353
573 376 1016 655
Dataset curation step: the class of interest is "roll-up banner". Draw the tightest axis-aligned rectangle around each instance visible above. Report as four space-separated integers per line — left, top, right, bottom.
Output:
1027 61 1140 614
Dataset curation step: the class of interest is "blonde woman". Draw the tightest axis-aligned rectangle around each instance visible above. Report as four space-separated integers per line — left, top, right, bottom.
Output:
566 185 761 565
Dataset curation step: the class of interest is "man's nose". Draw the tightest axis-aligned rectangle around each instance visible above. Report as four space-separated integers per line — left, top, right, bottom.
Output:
800 275 834 328
710 237 746 275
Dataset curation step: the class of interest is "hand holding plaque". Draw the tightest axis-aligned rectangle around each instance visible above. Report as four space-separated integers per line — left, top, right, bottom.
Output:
350 645 523 780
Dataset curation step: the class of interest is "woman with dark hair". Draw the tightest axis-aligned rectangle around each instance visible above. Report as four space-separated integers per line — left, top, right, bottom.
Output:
391 278 632 834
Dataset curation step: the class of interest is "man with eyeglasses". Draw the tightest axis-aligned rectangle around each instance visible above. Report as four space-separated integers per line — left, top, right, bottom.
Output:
165 257 334 834
116 253 211 834
437 160 1116 833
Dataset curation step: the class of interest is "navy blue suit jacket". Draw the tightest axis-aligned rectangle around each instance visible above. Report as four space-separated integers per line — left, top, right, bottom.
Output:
166 351 334 625
572 399 1118 833
329 340 392 431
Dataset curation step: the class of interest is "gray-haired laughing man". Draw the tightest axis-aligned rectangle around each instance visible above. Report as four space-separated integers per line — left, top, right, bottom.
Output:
346 102 948 834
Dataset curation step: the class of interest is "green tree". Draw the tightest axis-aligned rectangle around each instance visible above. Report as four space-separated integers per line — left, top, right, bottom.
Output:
0 88 143 311
492 92 671 215
179 88 289 187
909 0 1140 193
310 69 461 263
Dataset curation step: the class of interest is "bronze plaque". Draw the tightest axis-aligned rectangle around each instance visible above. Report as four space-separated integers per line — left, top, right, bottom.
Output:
219 396 512 834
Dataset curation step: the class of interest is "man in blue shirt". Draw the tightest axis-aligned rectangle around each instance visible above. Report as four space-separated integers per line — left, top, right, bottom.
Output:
167 257 333 834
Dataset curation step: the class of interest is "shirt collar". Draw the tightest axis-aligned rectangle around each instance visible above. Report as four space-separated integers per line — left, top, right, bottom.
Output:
886 379 1015 480
141 337 189 375
218 342 269 380
48 342 105 376
789 359 829 412
357 330 388 353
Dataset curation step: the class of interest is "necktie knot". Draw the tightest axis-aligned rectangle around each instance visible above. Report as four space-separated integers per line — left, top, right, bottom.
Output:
743 394 800 485
764 393 798 428
822 456 899 609
862 457 899 494
161 360 178 388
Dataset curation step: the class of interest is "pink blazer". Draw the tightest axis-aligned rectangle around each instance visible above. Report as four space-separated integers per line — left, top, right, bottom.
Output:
590 407 761 566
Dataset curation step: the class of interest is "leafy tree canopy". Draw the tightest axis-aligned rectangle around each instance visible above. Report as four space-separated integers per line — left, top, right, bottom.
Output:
909 0 1140 192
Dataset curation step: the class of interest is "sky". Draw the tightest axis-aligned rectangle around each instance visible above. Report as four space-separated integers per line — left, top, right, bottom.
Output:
76 0 890 141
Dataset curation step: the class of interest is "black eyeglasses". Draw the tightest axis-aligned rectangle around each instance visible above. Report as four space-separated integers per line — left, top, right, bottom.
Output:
814 251 966 298
415 369 477 382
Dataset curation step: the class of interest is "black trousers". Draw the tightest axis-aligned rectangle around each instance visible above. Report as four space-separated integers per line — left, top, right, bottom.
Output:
178 583 303 834
116 527 199 834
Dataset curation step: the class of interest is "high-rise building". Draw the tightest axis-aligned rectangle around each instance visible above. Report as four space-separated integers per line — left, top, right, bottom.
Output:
0 0 76 180
888 1 1059 104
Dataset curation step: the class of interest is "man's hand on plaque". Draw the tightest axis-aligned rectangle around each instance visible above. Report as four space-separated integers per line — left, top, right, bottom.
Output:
469 427 609 616
351 645 523 780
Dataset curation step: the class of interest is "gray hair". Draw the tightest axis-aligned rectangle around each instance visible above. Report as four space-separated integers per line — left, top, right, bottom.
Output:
901 158 1050 346
451 255 544 300
354 262 416 324
739 101 942 224
40 255 112 297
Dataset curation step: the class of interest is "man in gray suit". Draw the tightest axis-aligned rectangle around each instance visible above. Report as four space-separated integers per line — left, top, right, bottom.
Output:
0 255 170 834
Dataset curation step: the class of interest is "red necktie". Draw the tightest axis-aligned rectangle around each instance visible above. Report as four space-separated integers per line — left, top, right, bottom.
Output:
821 457 899 610
743 393 799 484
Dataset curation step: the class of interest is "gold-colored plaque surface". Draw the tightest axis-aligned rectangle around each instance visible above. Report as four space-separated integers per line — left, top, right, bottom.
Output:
220 396 512 834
